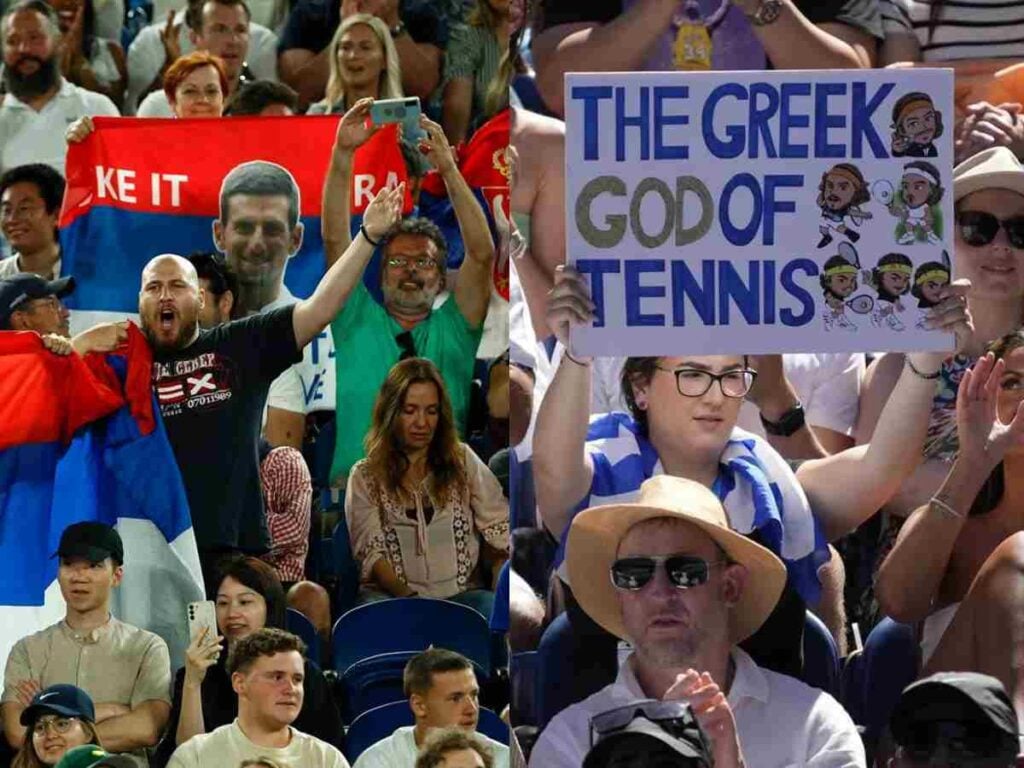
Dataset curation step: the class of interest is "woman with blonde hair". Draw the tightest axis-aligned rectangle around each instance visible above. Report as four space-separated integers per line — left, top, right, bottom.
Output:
308 13 403 115
346 357 509 618
13 685 102 768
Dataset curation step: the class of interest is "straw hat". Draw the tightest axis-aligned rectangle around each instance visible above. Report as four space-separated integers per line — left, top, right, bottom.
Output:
954 146 1024 202
567 476 787 644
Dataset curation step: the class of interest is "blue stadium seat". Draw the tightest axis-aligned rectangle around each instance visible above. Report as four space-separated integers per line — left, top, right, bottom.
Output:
509 452 536 530
285 607 321 667
331 520 359 614
511 651 539 727
331 598 492 676
802 611 840 697
345 701 508 762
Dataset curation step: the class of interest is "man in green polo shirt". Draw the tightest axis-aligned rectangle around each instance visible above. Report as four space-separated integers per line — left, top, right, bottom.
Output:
321 98 496 485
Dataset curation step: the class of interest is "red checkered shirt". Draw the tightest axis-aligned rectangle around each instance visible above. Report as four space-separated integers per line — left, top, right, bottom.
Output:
260 446 311 583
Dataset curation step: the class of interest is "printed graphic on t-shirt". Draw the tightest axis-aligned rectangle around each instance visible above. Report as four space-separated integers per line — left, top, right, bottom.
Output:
152 351 237 417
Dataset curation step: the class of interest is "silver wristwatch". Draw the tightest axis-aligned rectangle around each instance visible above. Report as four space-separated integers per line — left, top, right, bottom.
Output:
744 0 783 26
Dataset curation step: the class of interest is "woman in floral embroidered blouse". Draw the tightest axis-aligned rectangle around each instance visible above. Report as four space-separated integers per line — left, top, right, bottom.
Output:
345 357 510 617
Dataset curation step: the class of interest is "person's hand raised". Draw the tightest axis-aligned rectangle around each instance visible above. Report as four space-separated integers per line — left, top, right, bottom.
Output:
362 181 405 241
334 97 380 152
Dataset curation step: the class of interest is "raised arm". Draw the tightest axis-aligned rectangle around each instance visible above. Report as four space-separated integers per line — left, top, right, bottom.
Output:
533 266 596 541
877 354 1024 622
416 116 495 329
797 282 973 541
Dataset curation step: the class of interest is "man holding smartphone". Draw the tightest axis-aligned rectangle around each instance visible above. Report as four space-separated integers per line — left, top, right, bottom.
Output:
1 523 172 764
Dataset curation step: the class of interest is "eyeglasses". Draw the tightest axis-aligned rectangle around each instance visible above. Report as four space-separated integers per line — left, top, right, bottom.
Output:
590 700 707 749
32 716 78 737
395 330 416 360
899 721 1018 767
610 555 727 591
654 365 756 398
956 211 1024 249
385 257 438 272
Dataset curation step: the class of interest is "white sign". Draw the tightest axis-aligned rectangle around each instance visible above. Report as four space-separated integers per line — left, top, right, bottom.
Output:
565 69 956 355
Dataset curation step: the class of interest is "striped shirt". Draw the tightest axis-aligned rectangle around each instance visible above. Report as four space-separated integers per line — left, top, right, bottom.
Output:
560 412 829 605
882 0 1024 61
260 446 312 583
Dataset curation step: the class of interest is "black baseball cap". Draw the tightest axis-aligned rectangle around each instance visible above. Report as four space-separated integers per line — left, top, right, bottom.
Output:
0 273 74 329
891 672 1019 762
53 522 123 565
20 684 96 725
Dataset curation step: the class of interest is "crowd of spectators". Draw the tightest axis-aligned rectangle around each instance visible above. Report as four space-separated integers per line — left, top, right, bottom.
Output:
505 1 1024 767
0 0 514 763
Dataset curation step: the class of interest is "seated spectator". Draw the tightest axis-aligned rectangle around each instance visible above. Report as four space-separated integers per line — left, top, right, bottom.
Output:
225 79 297 115
0 0 118 175
581 701 713 768
50 0 127 109
535 265 969 676
13 685 102 768
530 0 880 118
322 102 495 485
166 628 349 767
528 476 864 767
156 556 342 764
0 273 128 356
0 523 171 762
887 672 1019 768
442 0 511 144
124 0 278 115
277 0 449 110
347 357 508 613
0 164 64 281
416 728 495 768
353 648 508 768
876 338 1024 693
306 14 402 115
137 0 257 117
258 439 313 589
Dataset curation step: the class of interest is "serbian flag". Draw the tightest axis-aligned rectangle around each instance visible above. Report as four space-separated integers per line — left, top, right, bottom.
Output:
0 325 204 673
59 116 413 320
420 109 511 300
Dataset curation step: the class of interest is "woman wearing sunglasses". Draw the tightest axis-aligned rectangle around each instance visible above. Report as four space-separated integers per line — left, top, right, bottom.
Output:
535 260 969 678
13 685 102 768
855 146 1024 628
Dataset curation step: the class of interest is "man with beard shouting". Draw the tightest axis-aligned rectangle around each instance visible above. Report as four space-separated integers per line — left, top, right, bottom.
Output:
0 0 118 176
140 175 405 596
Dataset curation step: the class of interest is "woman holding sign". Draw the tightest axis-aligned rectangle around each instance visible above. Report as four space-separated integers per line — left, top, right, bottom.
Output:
533 262 970 679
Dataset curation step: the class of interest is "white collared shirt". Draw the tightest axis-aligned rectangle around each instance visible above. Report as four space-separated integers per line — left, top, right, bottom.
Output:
528 648 865 768
0 79 119 176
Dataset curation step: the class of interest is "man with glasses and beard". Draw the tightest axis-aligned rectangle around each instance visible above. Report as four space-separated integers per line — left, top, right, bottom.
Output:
0 0 118 176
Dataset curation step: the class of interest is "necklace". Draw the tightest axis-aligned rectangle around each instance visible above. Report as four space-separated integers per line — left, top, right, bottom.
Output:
670 0 731 70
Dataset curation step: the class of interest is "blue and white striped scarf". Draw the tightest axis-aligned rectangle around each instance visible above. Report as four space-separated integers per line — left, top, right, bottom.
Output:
557 412 829 605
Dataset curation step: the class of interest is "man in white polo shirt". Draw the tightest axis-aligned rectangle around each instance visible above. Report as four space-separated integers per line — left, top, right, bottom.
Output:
0 0 118 176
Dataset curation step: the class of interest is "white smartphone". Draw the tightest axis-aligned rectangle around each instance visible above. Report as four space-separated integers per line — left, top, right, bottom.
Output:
186 600 218 643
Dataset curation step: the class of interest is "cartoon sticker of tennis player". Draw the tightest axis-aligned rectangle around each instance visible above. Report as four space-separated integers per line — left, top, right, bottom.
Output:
817 163 872 248
864 253 913 331
890 91 943 158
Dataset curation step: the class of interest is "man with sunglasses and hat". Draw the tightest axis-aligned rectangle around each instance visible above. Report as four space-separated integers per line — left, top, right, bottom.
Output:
1 522 171 764
529 476 864 767
0 273 128 356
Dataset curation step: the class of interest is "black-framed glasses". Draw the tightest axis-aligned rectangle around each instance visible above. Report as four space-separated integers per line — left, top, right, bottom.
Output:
654 365 756 398
395 331 416 361
610 555 727 591
899 721 1018 767
956 211 1024 249
32 716 78 737
589 700 704 749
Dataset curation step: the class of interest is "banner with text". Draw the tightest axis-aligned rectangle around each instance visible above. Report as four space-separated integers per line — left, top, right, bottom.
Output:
565 69 955 355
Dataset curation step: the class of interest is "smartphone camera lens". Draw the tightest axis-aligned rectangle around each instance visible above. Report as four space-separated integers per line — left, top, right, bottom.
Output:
396 107 406 118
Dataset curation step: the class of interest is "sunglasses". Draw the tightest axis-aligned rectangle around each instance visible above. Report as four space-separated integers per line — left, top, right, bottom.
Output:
957 211 1024 249
900 721 1017 767
589 699 703 748
610 555 726 591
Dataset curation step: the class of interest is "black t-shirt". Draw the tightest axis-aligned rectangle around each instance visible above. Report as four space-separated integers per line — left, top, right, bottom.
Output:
153 306 301 552
278 0 448 56
154 655 344 767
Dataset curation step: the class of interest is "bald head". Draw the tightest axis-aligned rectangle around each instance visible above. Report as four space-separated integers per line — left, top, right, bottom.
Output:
139 254 205 351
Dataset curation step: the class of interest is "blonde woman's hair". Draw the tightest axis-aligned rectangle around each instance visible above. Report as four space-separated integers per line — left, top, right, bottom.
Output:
13 719 102 768
322 13 403 111
468 0 501 30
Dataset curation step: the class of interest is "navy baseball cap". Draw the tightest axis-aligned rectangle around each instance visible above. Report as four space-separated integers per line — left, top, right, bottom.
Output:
20 684 96 725
0 273 74 329
54 522 123 565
